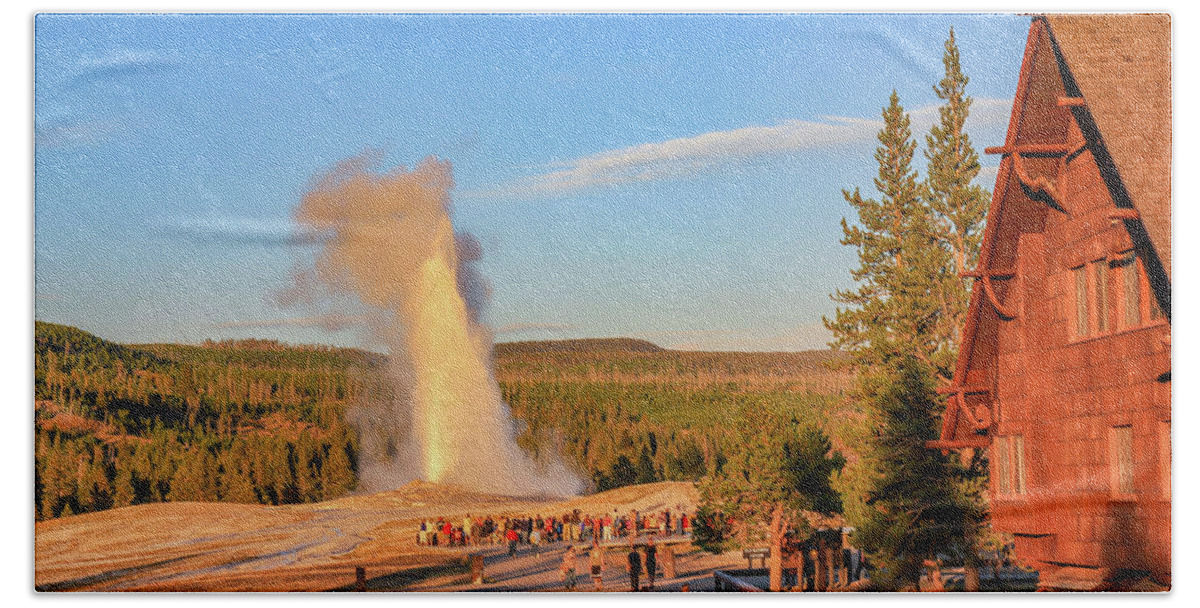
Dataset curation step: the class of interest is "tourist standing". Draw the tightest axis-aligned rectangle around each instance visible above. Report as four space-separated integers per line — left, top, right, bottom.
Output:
561 545 578 591
645 538 658 590
590 538 605 590
530 526 542 555
626 543 642 592
506 527 519 557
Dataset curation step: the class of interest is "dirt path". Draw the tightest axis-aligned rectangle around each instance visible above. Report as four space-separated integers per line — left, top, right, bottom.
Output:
400 538 745 592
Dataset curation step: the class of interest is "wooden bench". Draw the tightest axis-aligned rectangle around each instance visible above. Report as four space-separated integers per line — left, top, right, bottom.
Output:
742 548 770 569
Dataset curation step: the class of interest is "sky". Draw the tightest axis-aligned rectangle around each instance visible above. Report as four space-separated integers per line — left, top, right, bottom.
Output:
34 13 1031 352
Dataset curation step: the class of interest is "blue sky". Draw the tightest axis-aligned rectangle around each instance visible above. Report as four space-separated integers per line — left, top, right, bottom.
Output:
34 13 1030 351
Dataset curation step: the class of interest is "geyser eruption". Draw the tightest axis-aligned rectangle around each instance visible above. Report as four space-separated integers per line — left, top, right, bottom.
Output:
294 155 580 496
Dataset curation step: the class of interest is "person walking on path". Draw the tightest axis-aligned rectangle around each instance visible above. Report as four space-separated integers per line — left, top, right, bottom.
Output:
644 538 658 590
589 539 605 590
626 542 642 592
561 545 578 591
530 527 542 555
506 527 519 557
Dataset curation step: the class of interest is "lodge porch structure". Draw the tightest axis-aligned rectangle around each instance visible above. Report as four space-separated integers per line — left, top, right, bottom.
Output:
926 15 1171 591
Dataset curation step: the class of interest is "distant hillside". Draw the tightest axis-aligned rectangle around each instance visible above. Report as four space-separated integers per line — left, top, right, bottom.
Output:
34 321 388 521
495 337 663 355
35 322 861 521
491 338 857 495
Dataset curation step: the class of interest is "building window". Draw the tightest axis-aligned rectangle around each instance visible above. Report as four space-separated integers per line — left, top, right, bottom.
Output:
1110 425 1135 496
1074 265 1089 338
1014 435 1026 495
1160 420 1171 499
1117 251 1141 329
993 434 1026 496
1071 250 1164 340
1092 259 1109 333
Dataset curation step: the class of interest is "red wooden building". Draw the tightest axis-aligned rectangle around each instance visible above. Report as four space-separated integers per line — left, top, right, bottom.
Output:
927 15 1171 590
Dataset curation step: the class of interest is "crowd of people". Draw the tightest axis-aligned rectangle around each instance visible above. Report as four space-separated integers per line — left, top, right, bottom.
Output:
415 507 694 591
415 507 693 551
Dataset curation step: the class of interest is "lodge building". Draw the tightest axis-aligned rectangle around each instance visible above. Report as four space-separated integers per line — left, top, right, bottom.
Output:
927 15 1171 590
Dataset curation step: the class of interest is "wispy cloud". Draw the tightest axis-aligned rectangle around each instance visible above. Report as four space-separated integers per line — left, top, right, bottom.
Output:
158 216 330 246
73 49 180 84
469 98 1011 200
214 314 365 331
493 322 579 335
35 120 119 149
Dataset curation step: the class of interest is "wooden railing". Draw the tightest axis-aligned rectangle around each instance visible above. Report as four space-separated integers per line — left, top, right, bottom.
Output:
713 569 765 592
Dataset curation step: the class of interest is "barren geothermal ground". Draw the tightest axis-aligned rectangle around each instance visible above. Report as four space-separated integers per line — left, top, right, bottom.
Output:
35 480 739 592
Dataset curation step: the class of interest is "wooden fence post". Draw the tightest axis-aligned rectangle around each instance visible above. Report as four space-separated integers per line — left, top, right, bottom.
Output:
470 554 485 585
355 566 366 592
661 546 676 579
816 539 829 591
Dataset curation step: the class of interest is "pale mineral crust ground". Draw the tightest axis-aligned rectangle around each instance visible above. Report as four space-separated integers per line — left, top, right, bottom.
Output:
35 480 741 592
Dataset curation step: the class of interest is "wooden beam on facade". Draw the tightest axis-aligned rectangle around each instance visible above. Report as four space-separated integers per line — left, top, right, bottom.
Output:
925 438 992 450
984 143 1074 156
1107 208 1141 221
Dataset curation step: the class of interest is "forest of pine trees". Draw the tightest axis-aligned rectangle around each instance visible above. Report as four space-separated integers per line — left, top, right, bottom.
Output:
494 347 855 494
35 322 856 521
34 322 377 520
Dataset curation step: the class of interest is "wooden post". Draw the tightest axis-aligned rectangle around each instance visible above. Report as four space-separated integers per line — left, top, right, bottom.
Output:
816 538 829 591
795 548 806 592
470 554 484 585
661 545 677 579
826 545 836 589
838 529 848 587
768 505 783 592
355 566 366 592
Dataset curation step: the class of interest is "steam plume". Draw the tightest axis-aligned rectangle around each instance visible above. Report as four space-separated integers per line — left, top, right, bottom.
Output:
294 154 580 496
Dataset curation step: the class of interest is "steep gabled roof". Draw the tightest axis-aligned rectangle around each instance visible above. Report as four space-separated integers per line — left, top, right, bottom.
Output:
930 14 1172 449
1044 14 1171 279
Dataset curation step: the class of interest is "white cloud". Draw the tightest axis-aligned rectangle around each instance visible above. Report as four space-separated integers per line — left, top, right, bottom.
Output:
160 216 330 246
469 98 1012 200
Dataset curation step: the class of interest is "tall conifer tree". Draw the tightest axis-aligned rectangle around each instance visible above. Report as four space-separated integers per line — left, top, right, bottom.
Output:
924 28 992 590
924 27 989 377
825 90 964 589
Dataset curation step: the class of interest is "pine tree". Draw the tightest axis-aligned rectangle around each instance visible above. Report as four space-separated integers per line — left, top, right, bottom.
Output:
168 449 207 502
635 445 657 484
825 89 967 590
924 27 990 377
924 29 992 590
825 90 945 373
698 407 844 591
321 435 357 498
854 358 964 589
112 453 136 508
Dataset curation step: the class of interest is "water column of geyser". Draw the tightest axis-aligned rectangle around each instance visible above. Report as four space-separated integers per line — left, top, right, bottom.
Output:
295 156 580 496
